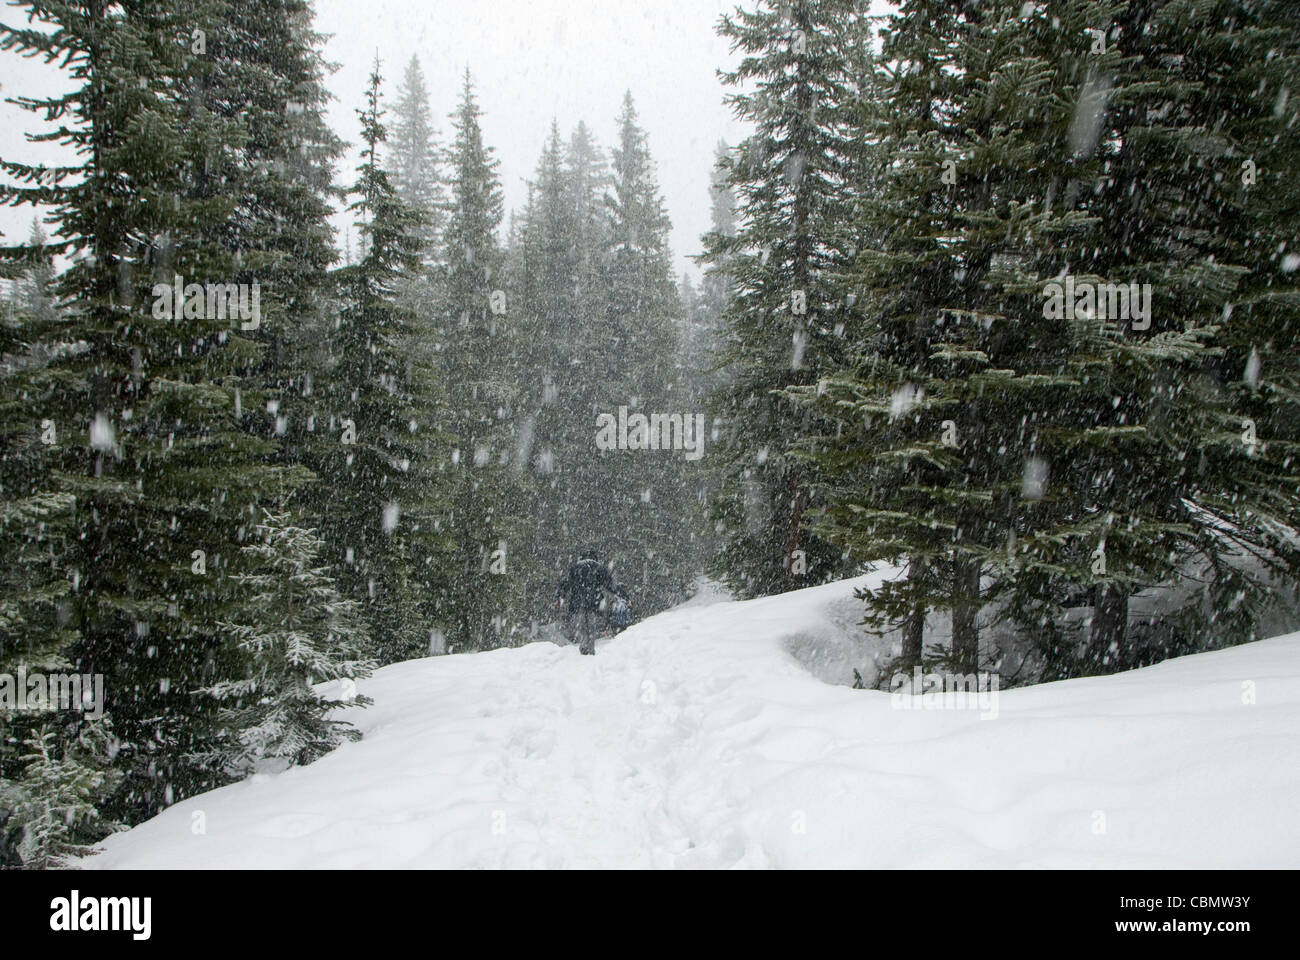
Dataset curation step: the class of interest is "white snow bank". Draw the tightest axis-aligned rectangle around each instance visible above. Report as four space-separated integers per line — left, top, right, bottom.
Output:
85 571 1300 868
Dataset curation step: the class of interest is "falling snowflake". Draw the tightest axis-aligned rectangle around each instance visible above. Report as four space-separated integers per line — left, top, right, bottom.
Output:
90 413 115 451
1022 458 1049 500
1245 347 1262 390
890 384 923 419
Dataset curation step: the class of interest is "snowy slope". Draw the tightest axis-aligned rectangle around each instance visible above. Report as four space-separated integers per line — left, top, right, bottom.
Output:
86 572 1300 868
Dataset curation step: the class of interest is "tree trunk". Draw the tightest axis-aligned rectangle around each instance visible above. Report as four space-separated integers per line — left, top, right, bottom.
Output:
1087 583 1129 672
782 410 814 590
951 557 980 673
901 558 927 666
784 481 807 586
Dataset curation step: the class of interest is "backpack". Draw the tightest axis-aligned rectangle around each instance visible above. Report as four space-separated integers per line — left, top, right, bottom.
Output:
611 596 632 627
567 558 606 611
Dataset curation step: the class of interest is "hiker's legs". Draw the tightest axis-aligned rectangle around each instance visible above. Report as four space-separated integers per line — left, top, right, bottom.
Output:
578 609 596 655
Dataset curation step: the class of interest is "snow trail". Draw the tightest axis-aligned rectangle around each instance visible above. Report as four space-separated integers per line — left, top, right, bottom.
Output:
87 574 1300 868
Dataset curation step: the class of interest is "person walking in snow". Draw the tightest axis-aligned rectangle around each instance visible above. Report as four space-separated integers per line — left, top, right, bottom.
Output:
555 548 614 655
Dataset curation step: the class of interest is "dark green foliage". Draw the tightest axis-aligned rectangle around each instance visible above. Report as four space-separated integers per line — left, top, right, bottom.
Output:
316 59 448 664
702 0 870 599
0 0 362 829
202 510 374 769
433 72 533 651
790 0 1300 678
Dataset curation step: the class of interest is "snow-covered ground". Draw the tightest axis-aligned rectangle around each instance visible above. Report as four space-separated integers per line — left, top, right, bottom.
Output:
86 572 1300 868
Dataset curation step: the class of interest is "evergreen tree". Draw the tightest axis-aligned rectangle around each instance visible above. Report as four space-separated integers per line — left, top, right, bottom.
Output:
567 121 611 282
685 142 740 574
1 722 119 868
320 59 446 664
12 221 57 324
793 0 1300 678
703 0 867 599
791 0 1135 673
1196 0 1300 648
0 310 118 866
212 0 345 503
699 140 736 324
598 93 696 610
1061 0 1300 668
512 123 585 609
0 0 337 822
435 71 531 650
388 54 446 263
203 510 373 769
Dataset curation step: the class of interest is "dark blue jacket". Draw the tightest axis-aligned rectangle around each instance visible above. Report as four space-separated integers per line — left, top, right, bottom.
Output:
557 558 613 612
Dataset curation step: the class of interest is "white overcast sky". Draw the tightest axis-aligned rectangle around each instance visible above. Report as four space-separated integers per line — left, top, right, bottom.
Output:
315 0 749 278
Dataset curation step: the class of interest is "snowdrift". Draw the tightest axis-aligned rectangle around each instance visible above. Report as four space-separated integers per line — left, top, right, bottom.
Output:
86 572 1300 868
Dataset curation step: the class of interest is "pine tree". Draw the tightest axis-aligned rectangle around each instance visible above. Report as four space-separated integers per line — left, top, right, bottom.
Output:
435 72 531 651
0 0 339 822
567 122 611 280
685 142 740 573
699 140 736 324
1 722 120 868
12 221 57 325
210 0 345 498
793 0 1300 679
512 123 585 608
703 0 867 599
597 93 696 610
388 55 446 263
1194 0 1300 648
1032 0 1300 671
791 0 1136 673
0 286 117 867
0 222 76 680
968 0 1300 673
319 59 446 665
202 510 373 769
